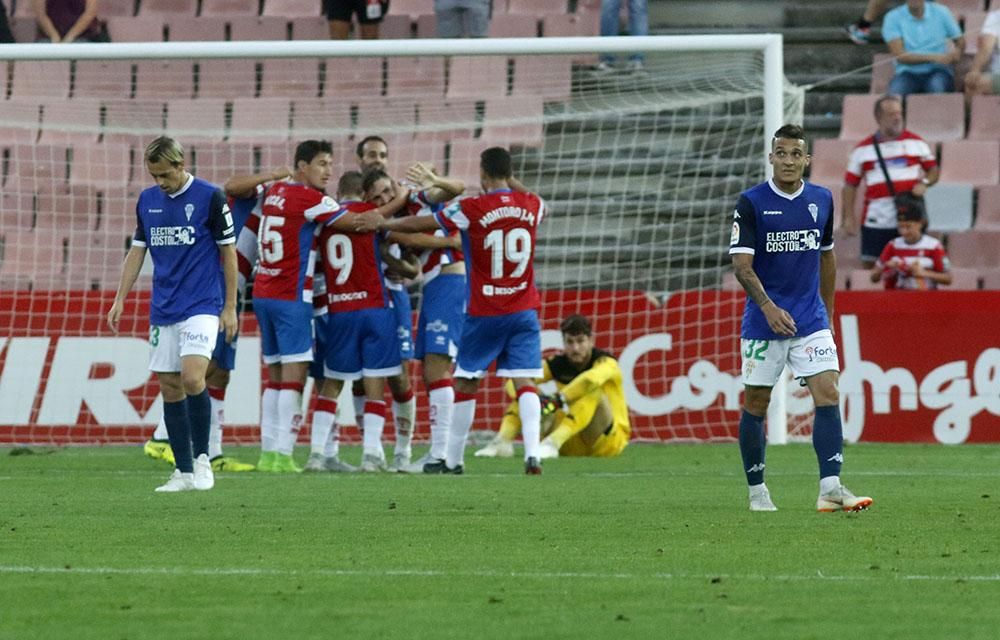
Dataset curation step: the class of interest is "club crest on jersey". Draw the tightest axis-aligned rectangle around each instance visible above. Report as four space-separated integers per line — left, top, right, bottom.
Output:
808 203 818 223
184 203 195 221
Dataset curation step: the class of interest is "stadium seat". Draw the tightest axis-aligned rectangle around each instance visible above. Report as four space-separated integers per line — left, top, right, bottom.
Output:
809 138 857 184
106 16 164 42
38 100 102 146
101 0 137 16
489 14 539 38
0 230 67 285
229 16 289 41
839 94 880 141
259 58 321 98
0 179 35 230
67 144 132 189
447 138 488 193
200 0 258 16
507 0 567 14
392 0 434 18
139 0 196 16
36 185 98 232
383 133 446 179
542 12 599 37
290 99 352 139
981 268 1000 289
104 100 166 145
165 16 227 41
379 14 412 38
968 95 1000 141
416 99 477 143
832 226 862 271
263 0 321 16
324 56 385 99
189 142 257 187
229 98 292 141
482 96 545 147
446 56 509 100
386 56 445 99
11 144 69 186
355 100 419 138
938 140 1000 187
0 100 41 145
512 55 572 102
257 141 299 173
963 12 988 54
940 0 987 17
134 60 195 99
73 60 133 99
10 60 71 99
869 53 895 94
948 267 981 290
166 99 228 143
290 17 329 40
849 268 882 290
414 13 436 38
946 229 1000 267
905 93 965 143
924 183 974 231
196 58 258 98
974 184 1000 229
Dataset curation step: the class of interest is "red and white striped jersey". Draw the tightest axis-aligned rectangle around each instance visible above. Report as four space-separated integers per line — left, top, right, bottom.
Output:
875 234 950 290
844 131 936 230
410 189 463 283
252 182 339 303
318 200 391 313
435 189 544 317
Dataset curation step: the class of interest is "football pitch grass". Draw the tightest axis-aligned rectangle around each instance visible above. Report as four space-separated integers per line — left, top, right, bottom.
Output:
2 442 999 640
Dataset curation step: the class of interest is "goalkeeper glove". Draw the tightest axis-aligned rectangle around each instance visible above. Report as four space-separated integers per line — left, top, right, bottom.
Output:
540 393 568 417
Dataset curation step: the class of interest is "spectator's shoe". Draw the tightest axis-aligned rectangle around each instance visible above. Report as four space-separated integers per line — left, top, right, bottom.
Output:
192 454 215 490
524 457 542 475
360 453 387 473
271 453 302 473
143 439 174 465
323 456 358 473
303 452 328 472
537 438 560 459
388 451 411 473
256 451 277 472
624 59 645 74
154 469 196 493
474 436 515 458
591 61 616 75
211 456 255 472
845 22 871 45
817 485 872 512
749 484 777 512
420 457 449 474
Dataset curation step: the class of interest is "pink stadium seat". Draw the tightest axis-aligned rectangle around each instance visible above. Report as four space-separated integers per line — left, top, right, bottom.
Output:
386 56 446 99
291 99 352 139
35 185 98 232
0 100 41 145
981 267 1000 289
196 58 258 98
414 13 436 38
381 133 445 179
392 0 434 18
447 56 509 100
839 94 880 141
832 227 862 271
810 138 857 184
10 60 71 99
68 144 132 189
12 144 69 186
482 96 544 147
975 184 1000 229
106 16 164 42
291 17 328 40
869 53 895 94
230 98 291 141
849 268 882 290
938 140 1000 186
543 12 600 37
12 0 34 17
968 95 1000 140
73 60 133 99
905 93 965 143
0 230 67 284
948 267 981 290
166 16 227 41
166 99 228 143
416 99 477 142
947 229 1000 267
324 56 385 99
229 16 289 41
507 0 567 14
963 12 988 54
102 0 136 16
257 141 299 173
0 179 35 230
104 100 166 145
355 100 418 137
189 142 257 187
200 0 258 16
512 55 572 101
939 0 985 19
139 0 196 16
37 100 102 146
489 14 539 38
259 58 321 98
379 14 412 38
134 60 194 99
446 138 487 192
263 0 322 16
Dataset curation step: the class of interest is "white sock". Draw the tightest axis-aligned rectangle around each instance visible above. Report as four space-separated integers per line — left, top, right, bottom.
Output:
276 386 303 456
518 390 541 460
153 414 169 440
427 383 454 461
820 475 841 494
261 386 279 452
311 396 337 456
323 423 341 459
392 395 415 458
446 396 475 469
208 389 225 460
363 401 386 459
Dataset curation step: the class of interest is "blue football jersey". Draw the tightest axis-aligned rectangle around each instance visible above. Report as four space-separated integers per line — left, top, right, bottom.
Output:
728 179 835 340
133 175 236 325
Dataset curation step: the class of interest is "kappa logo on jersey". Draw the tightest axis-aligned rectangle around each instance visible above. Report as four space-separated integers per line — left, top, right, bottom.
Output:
730 222 740 246
149 225 197 246
763 210 783 216
184 203 195 221
733 210 740 219
808 202 819 223
425 319 449 333
765 229 820 253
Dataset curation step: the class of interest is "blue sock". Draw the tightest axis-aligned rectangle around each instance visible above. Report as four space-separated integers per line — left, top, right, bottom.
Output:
738 410 766 485
187 389 211 458
163 399 193 473
813 405 844 479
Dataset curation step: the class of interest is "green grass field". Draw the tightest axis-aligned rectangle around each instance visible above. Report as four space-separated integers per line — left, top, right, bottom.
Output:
2 442 999 640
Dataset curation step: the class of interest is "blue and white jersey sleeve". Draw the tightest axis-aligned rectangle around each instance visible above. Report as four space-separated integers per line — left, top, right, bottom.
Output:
132 202 147 247
208 189 236 245
728 195 757 256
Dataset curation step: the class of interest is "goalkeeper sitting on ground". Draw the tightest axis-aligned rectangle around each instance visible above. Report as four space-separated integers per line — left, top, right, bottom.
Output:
475 314 630 459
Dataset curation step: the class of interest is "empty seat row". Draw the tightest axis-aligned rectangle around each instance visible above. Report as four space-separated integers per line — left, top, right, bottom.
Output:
840 93 1000 143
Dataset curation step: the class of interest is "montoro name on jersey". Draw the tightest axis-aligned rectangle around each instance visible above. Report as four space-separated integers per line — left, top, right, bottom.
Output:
478 206 535 228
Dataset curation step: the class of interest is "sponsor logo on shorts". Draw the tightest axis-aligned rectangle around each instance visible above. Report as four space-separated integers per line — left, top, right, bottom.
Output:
804 344 837 363
180 330 211 346
482 282 527 296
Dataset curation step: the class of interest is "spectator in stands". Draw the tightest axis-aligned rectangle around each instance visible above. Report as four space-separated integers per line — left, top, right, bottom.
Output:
435 0 491 38
964 9 1000 100
32 0 108 43
882 0 963 96
595 0 648 74
0 1 15 43
842 94 938 268
869 204 952 289
325 0 388 40
845 0 893 45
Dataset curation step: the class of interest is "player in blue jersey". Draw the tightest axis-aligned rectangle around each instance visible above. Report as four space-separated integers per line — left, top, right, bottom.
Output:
107 137 238 493
730 124 872 513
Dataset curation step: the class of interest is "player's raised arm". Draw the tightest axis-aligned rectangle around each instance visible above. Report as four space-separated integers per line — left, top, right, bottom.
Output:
406 162 465 203
224 167 291 199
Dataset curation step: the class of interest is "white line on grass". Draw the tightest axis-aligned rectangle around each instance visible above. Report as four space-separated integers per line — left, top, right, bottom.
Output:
2 564 998 583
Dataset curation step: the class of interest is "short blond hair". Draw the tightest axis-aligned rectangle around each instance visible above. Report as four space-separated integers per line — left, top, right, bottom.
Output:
144 136 184 166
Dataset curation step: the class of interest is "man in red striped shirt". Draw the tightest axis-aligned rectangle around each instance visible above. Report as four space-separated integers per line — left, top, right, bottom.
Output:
841 94 939 268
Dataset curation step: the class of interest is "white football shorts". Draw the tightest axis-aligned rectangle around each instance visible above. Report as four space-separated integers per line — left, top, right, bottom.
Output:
148 314 219 373
740 329 839 387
